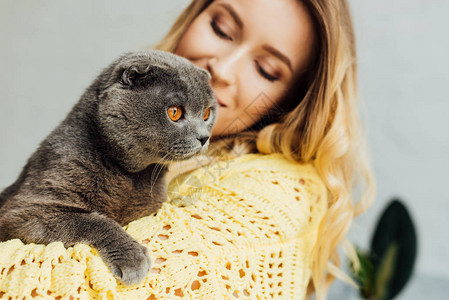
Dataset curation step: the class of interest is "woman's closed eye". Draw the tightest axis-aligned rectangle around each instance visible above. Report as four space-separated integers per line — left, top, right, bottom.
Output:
210 18 280 83
210 18 232 41
256 62 279 82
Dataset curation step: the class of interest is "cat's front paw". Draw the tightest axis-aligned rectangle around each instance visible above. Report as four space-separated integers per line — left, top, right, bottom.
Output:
102 241 151 285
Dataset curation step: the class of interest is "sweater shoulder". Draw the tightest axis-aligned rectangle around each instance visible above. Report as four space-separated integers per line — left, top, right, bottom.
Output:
168 153 328 235
182 153 327 205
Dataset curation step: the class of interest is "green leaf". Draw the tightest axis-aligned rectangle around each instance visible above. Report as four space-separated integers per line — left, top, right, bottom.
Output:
370 199 417 299
351 249 375 298
374 242 399 299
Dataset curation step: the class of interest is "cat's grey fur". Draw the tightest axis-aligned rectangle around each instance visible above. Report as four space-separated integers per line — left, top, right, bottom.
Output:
0 50 216 285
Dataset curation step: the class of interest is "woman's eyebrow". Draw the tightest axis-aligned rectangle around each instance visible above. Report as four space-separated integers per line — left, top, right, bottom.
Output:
217 3 244 29
262 45 293 73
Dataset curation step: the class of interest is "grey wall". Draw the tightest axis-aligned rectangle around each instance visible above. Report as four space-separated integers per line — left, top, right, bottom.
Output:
348 0 449 279
1 0 448 296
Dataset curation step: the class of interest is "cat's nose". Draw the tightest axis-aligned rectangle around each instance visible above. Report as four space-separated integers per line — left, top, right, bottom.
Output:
197 136 209 147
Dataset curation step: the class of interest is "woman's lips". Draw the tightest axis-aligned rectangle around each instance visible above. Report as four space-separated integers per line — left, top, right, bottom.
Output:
216 97 226 107
213 91 226 107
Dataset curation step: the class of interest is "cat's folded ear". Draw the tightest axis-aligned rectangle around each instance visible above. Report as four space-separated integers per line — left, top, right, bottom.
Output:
119 64 166 88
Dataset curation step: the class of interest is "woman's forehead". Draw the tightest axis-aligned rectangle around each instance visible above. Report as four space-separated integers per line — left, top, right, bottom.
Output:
209 0 316 72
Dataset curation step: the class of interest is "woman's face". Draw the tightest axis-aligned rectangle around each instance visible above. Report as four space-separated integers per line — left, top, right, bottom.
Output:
175 0 315 137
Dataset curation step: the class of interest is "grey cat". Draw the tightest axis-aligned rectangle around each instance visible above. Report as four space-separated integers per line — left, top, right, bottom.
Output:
0 50 216 285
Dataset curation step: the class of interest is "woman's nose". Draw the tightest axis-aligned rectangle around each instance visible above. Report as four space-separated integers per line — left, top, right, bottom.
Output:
207 48 245 86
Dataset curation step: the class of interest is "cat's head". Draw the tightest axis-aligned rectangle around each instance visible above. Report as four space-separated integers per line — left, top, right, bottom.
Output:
96 50 217 172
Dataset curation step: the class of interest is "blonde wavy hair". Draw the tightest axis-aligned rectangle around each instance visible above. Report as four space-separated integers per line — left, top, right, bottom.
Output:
151 0 376 299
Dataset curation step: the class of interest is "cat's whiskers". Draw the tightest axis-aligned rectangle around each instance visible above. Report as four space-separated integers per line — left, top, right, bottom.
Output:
171 158 182 196
150 152 167 187
150 152 171 195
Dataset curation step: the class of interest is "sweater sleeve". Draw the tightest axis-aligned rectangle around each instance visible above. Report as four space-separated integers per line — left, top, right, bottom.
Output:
0 153 327 299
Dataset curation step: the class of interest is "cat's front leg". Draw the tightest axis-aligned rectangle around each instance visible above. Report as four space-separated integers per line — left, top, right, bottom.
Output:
0 204 151 285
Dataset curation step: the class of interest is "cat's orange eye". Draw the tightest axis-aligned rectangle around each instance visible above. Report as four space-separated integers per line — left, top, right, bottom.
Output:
167 106 183 121
203 108 211 121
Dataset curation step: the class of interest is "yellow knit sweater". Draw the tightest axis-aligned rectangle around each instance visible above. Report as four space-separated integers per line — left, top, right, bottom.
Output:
0 153 327 299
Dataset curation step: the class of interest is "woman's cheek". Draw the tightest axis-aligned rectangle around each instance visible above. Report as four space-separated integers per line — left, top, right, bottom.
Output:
245 65 285 113
240 80 283 122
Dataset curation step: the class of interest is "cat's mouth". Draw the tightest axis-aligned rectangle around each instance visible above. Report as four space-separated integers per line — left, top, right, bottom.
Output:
168 152 200 161
168 147 203 161
143 148 200 164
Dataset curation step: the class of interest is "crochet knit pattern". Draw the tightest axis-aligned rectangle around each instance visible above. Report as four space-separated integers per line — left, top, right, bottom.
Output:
0 153 327 299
